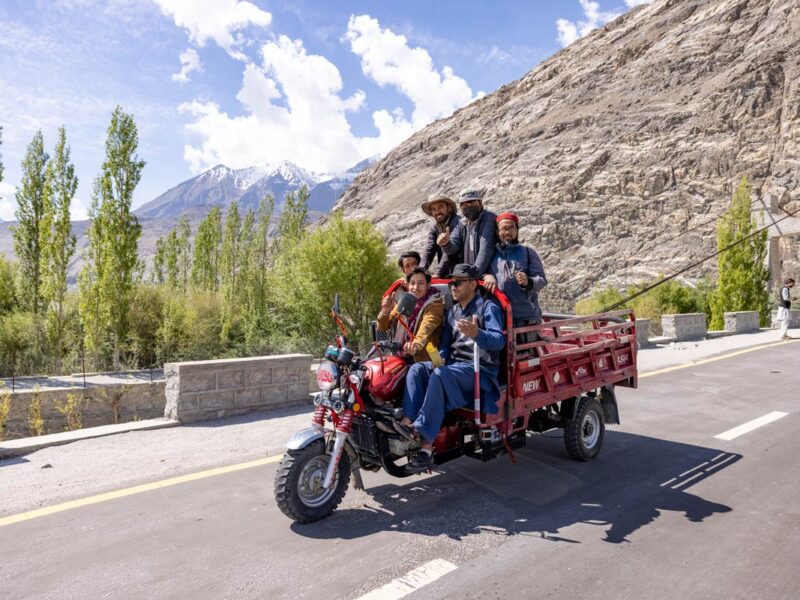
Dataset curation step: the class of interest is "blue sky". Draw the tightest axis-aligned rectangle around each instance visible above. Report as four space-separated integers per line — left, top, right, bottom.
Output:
0 0 651 219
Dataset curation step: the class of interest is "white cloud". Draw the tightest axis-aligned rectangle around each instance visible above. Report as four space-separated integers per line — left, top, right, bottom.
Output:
70 196 89 221
153 0 271 60
625 0 654 6
179 36 367 173
0 182 15 221
172 47 202 82
178 16 477 174
556 0 621 47
345 15 475 130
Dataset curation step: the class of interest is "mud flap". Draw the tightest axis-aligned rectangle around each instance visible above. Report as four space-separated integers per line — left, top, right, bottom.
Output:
600 385 620 425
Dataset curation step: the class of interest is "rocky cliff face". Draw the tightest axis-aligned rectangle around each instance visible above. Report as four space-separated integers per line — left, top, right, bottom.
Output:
336 0 800 307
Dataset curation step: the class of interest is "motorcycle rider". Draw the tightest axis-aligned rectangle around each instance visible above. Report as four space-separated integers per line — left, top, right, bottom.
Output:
377 267 445 362
483 212 547 347
419 193 461 277
438 188 497 276
396 263 506 472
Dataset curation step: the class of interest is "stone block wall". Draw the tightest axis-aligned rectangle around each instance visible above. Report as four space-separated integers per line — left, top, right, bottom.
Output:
0 382 165 440
634 318 651 348
164 354 313 423
662 313 707 341
772 309 800 327
724 311 760 334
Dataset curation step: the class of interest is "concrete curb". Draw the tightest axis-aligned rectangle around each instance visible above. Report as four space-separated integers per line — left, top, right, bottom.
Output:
0 418 181 458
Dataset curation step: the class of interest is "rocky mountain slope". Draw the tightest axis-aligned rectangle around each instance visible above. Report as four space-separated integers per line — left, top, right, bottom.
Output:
336 0 800 305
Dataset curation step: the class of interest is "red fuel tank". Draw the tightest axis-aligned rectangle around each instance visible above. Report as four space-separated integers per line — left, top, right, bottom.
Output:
364 355 409 404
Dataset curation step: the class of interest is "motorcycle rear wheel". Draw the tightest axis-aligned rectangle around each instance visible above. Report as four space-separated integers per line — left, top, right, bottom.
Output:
274 440 351 523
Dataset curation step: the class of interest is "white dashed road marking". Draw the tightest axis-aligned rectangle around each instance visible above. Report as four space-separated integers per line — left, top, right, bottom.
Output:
714 411 789 441
356 559 458 600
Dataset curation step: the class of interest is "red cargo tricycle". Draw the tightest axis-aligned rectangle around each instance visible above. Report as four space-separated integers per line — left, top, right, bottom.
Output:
274 279 638 523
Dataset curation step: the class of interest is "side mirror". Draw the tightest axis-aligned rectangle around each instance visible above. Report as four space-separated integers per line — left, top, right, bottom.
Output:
395 292 417 317
332 293 341 315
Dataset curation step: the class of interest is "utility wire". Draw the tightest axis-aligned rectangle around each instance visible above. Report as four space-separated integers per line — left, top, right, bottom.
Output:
601 203 800 312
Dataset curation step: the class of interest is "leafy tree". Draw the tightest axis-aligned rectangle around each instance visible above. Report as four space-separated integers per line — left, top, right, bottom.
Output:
176 216 191 293
242 195 274 348
271 211 396 352
710 177 770 328
0 255 15 314
12 130 50 314
79 107 145 370
151 236 166 284
219 202 242 342
40 126 77 374
276 186 309 250
191 206 222 291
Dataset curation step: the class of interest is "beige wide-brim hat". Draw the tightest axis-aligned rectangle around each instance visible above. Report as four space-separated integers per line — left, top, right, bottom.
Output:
421 193 456 216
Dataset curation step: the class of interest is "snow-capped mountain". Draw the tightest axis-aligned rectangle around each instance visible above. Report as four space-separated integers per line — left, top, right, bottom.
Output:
135 158 375 219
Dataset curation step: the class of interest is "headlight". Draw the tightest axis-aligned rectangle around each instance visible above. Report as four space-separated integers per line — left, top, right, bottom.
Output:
316 362 339 391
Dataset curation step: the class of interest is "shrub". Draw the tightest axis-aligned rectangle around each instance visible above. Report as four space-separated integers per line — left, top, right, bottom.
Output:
55 392 83 431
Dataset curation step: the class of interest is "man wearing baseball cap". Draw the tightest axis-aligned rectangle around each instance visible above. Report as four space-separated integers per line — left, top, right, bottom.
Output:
419 193 461 277
437 187 497 276
396 263 506 472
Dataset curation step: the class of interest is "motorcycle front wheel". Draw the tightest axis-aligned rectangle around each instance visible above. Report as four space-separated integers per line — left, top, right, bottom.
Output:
274 439 351 523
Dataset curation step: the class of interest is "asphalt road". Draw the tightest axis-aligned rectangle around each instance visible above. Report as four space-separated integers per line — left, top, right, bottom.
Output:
1 342 798 600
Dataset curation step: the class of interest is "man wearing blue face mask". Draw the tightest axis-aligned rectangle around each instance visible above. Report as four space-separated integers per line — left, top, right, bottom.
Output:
437 188 497 276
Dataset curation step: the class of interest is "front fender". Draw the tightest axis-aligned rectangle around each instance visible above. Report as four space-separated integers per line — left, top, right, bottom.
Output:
286 427 325 450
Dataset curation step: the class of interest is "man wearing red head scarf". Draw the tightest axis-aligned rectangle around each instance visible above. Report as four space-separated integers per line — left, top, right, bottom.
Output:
483 212 547 346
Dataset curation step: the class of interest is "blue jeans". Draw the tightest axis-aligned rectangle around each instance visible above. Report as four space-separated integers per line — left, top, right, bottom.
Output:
402 361 482 443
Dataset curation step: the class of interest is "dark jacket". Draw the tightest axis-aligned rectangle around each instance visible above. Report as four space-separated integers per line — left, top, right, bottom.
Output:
439 293 506 414
490 242 547 323
420 213 461 277
443 209 497 276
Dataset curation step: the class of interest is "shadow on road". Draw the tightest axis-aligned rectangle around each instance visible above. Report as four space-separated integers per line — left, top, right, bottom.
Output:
291 431 739 544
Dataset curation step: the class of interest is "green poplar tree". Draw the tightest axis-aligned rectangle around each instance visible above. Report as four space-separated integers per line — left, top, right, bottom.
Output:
710 177 771 328
12 130 50 314
176 216 191 293
151 236 166 284
219 202 242 342
276 186 309 252
191 206 222 291
243 195 274 347
40 126 77 374
79 107 145 371
164 228 180 287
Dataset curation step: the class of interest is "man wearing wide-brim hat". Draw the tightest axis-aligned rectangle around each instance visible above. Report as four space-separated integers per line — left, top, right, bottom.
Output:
437 187 497 276
419 193 462 278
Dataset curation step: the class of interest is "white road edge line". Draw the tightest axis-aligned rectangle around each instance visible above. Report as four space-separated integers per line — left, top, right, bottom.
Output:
356 559 458 600
714 411 789 441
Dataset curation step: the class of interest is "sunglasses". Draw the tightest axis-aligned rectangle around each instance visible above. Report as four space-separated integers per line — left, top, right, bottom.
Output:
448 278 474 288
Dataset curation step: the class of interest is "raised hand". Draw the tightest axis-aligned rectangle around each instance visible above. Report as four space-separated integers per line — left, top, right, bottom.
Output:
380 294 394 313
437 226 451 247
456 315 480 339
483 274 498 293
